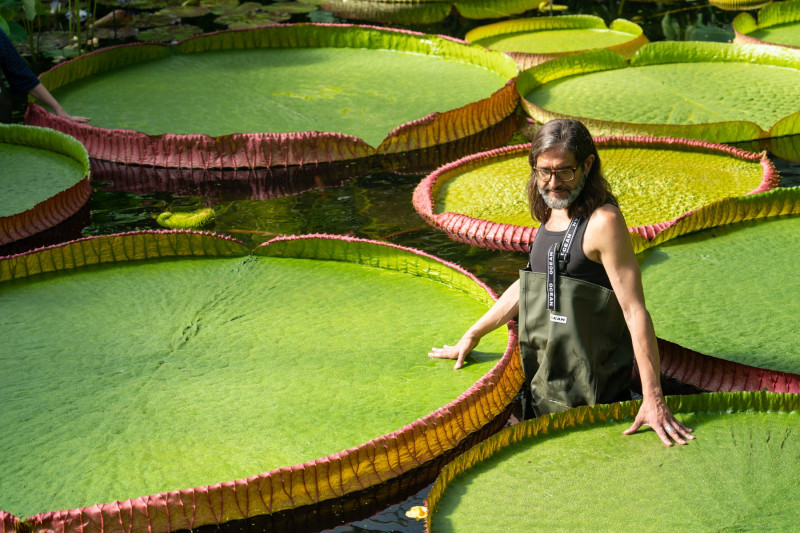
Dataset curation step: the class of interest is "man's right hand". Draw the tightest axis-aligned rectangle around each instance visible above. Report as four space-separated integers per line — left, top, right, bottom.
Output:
428 334 480 369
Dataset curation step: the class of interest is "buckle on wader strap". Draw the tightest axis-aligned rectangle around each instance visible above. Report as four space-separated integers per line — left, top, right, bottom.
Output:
546 217 582 312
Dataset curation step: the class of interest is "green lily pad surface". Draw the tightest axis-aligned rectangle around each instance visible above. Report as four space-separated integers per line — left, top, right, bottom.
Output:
427 392 800 532
0 124 90 245
413 138 776 252
30 24 518 168
319 0 538 24
640 213 800 375
0 234 512 519
465 16 647 68
519 42 800 142
734 0 800 48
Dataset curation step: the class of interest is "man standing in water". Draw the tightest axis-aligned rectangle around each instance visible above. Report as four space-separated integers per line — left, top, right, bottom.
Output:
429 119 693 446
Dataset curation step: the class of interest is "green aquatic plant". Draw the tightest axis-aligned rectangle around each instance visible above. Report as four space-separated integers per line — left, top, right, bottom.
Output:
155 207 215 228
0 232 522 533
518 41 800 143
734 0 800 49
465 15 648 69
427 392 800 532
26 24 518 168
413 137 779 253
0 124 90 245
319 0 541 25
640 209 800 376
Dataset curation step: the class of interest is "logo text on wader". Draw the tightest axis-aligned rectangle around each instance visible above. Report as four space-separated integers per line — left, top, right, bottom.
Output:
550 314 567 324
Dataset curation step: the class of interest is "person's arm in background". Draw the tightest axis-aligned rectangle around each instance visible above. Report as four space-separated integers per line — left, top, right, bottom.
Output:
1 28 89 123
429 279 520 369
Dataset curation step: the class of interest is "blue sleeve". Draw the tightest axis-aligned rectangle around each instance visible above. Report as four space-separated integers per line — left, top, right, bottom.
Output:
0 28 41 95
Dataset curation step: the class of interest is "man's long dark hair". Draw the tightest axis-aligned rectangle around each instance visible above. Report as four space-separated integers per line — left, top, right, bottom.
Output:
526 119 617 224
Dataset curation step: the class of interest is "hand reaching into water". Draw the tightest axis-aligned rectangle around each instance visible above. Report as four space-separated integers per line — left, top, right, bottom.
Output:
428 333 480 369
623 394 694 446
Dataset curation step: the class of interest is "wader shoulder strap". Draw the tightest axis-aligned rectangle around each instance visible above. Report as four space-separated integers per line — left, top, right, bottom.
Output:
546 217 582 312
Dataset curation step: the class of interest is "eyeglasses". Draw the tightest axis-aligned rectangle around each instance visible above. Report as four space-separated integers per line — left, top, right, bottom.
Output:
531 166 579 183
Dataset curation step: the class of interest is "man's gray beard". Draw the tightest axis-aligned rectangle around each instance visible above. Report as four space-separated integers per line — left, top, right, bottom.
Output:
538 172 586 210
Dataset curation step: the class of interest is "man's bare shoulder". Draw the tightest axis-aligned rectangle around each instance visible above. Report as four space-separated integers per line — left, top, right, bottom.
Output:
588 203 627 233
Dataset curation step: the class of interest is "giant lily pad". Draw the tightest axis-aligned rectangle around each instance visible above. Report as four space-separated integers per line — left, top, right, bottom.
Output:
0 232 522 533
733 0 800 49
465 15 648 69
319 0 540 25
639 208 800 379
426 392 800 532
25 24 519 169
518 41 800 143
413 137 779 253
0 124 90 245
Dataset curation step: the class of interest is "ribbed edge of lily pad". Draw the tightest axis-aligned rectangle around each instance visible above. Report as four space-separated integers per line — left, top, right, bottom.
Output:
732 10 800 49
27 24 519 169
0 124 91 245
467 15 649 70
708 0 773 11
0 230 249 281
1 232 524 533
518 42 800 143
412 136 780 253
425 391 800 532
658 338 800 394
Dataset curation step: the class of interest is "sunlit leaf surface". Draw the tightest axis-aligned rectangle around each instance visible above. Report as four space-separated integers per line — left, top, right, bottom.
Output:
0 234 511 520
427 392 800 532
734 0 800 48
466 15 647 68
640 213 800 374
0 124 90 244
413 138 776 251
519 42 800 142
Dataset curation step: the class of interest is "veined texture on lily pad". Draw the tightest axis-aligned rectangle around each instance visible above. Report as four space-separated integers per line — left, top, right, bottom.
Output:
0 232 522 533
25 24 519 169
734 0 800 49
0 124 91 246
426 392 800 532
412 137 779 253
518 41 800 143
465 15 649 69
639 207 800 390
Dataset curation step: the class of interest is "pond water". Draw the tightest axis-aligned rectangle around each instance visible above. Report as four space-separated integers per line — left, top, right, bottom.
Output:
6 1 800 531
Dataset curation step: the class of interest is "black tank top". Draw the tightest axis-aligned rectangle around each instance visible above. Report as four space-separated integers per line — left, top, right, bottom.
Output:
528 217 612 290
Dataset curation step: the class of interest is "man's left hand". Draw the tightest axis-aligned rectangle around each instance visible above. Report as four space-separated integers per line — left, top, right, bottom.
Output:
623 395 694 446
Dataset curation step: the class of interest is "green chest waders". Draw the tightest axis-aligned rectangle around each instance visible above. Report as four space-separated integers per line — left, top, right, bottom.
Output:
519 217 633 419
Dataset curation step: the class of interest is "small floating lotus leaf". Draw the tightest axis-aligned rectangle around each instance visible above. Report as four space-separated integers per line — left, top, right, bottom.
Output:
734 0 800 49
216 12 290 28
156 4 211 17
427 392 800 532
412 137 778 253
640 208 800 378
0 124 90 245
156 207 215 228
466 15 648 69
709 0 772 11
518 41 800 143
135 24 204 42
319 0 539 24
0 232 521 533
132 11 180 28
262 1 317 14
27 24 518 168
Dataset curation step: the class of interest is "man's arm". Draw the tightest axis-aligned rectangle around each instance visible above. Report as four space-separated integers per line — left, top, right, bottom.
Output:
28 83 90 123
588 204 693 446
429 279 519 369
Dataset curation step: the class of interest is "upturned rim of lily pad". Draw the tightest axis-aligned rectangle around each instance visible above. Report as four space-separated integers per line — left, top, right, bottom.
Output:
0 231 523 533
424 390 800 532
412 136 780 254
517 41 800 143
25 23 519 169
465 15 649 70
733 0 800 50
0 124 91 246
